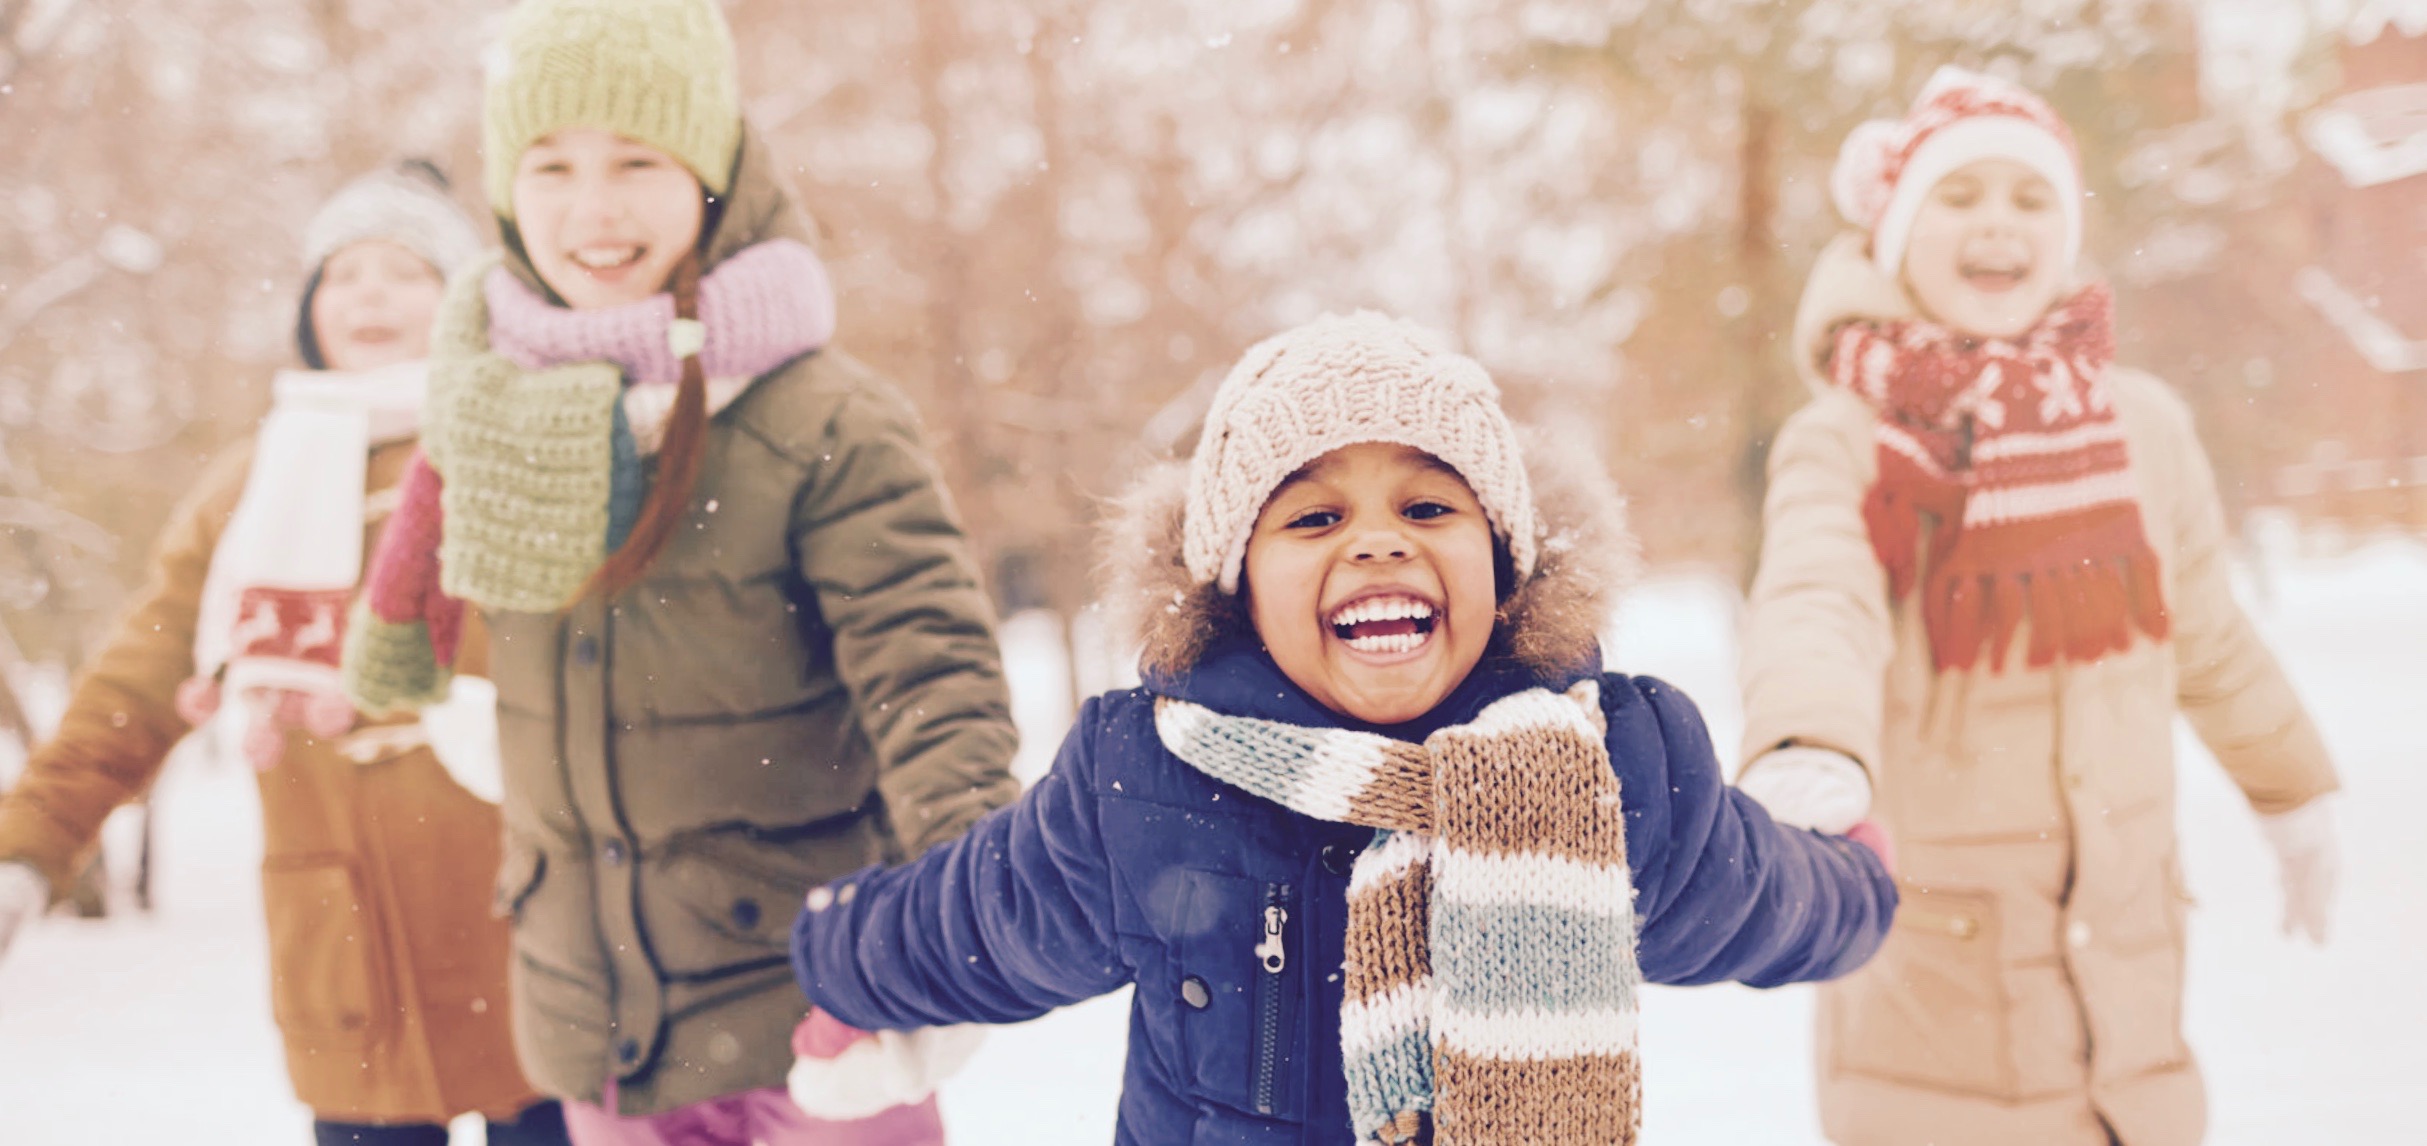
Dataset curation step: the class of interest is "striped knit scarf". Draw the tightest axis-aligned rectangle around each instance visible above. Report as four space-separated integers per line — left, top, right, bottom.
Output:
1828 283 2169 672
1154 681 1642 1146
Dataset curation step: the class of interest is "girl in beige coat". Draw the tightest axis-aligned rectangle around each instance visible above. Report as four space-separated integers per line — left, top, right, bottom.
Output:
1736 67 2341 1146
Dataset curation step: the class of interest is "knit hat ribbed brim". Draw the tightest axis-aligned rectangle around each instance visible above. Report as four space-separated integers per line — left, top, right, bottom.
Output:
303 160 483 276
481 0 743 217
1184 311 1537 595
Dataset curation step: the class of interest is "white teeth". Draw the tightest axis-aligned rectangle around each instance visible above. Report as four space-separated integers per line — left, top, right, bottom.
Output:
1342 629 1428 655
572 248 641 269
1328 595 1435 627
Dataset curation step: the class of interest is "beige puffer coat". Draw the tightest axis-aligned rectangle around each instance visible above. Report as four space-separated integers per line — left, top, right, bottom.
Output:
1740 236 2339 1146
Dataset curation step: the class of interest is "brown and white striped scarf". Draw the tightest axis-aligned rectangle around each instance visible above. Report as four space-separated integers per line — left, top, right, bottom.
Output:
1155 681 1643 1146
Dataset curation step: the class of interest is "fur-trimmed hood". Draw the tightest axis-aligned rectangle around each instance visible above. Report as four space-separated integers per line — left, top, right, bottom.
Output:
1101 425 1640 685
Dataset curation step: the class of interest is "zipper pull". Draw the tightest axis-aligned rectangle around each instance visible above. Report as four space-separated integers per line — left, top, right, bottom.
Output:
1255 904 1288 973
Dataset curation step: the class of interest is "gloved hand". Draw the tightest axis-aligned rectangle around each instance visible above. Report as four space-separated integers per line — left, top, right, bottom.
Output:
1738 745 1873 835
2258 796 2338 944
786 1008 984 1121
0 861 50 962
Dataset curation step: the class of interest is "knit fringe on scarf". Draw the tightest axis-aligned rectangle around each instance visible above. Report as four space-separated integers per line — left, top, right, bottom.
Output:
1155 682 1642 1146
1829 283 2169 672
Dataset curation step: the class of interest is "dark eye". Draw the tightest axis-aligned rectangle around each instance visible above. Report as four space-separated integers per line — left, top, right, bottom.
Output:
620 156 662 172
2014 185 2052 212
1935 181 1980 208
1403 501 1454 521
1285 509 1340 530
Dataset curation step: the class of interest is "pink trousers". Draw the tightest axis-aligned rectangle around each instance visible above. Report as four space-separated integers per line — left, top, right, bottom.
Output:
562 1083 945 1146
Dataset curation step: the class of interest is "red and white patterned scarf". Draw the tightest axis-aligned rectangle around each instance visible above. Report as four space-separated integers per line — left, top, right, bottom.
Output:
1827 283 2169 672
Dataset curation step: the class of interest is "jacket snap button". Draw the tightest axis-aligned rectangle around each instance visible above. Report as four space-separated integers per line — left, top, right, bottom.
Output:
1180 976 1212 1010
573 636 600 667
1321 843 1362 876
730 898 762 930
616 1038 641 1065
601 838 628 866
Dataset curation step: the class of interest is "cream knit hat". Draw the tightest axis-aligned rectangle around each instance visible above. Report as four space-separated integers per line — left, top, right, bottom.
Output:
1184 311 1537 595
302 160 482 276
481 0 743 217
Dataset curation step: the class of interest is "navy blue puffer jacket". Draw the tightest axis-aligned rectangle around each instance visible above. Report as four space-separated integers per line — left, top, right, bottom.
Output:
793 642 1895 1144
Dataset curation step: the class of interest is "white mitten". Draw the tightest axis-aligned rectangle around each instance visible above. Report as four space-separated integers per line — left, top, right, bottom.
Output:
2258 796 2339 945
419 676 503 805
1737 745 1873 835
787 1009 985 1120
0 861 50 962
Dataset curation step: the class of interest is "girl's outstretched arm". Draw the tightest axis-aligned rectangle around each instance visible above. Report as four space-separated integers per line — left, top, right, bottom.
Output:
792 695 1131 1029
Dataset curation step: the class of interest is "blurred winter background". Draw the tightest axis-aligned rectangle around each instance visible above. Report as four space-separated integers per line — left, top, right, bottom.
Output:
0 0 2422 1141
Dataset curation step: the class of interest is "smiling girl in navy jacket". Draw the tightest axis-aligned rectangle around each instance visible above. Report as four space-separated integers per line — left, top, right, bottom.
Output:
789 312 1898 1145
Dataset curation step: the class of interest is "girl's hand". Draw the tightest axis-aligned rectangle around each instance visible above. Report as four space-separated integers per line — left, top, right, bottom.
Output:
1844 820 1897 877
1738 745 1873 834
786 1010 985 1120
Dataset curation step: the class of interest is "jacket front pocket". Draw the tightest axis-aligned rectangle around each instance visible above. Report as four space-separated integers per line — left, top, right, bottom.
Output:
260 856 389 1046
1170 870 1303 1123
1827 884 2017 1100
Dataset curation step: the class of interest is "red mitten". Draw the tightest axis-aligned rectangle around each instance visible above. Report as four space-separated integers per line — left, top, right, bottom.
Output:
1845 820 1897 876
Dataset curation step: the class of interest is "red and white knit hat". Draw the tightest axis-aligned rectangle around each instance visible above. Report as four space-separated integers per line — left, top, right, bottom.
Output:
1831 66 2083 280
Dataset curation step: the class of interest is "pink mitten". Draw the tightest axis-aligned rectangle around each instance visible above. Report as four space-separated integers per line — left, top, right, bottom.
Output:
793 1008 875 1059
1845 820 1897 876
174 677 222 726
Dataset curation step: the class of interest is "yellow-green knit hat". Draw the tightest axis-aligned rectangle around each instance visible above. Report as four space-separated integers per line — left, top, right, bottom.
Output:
482 0 742 217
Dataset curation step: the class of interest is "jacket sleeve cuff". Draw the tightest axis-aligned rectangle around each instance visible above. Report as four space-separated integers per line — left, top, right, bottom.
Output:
340 608 453 716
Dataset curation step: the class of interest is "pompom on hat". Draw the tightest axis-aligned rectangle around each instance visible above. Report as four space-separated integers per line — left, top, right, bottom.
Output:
1831 65 2084 280
1183 311 1537 596
480 0 743 217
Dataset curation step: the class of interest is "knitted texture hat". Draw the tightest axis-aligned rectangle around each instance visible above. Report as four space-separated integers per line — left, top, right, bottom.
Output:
1832 66 2083 280
303 160 483 276
1185 311 1536 596
481 0 743 216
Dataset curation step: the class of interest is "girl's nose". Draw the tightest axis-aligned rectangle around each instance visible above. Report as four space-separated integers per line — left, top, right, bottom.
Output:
1350 531 1412 563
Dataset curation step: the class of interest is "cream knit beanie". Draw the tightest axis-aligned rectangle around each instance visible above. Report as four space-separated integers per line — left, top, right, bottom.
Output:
481 0 743 217
1184 311 1537 595
302 160 482 277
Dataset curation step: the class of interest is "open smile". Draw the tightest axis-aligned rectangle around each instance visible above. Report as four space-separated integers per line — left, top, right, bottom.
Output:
1325 592 1440 661
569 245 648 279
1958 255 2032 293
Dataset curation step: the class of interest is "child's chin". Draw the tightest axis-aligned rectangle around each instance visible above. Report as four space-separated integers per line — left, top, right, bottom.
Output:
1326 666 1453 725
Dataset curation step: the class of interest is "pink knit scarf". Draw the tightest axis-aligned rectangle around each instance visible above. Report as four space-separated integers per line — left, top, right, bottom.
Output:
486 237 836 381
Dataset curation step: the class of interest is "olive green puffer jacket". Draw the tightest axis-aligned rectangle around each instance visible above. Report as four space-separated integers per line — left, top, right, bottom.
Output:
474 126 1019 1116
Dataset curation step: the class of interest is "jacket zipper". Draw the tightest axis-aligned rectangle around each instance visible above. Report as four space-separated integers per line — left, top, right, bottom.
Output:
1252 881 1292 1116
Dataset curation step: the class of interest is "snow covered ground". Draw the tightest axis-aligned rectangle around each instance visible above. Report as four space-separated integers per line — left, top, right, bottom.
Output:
2 541 2422 1144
